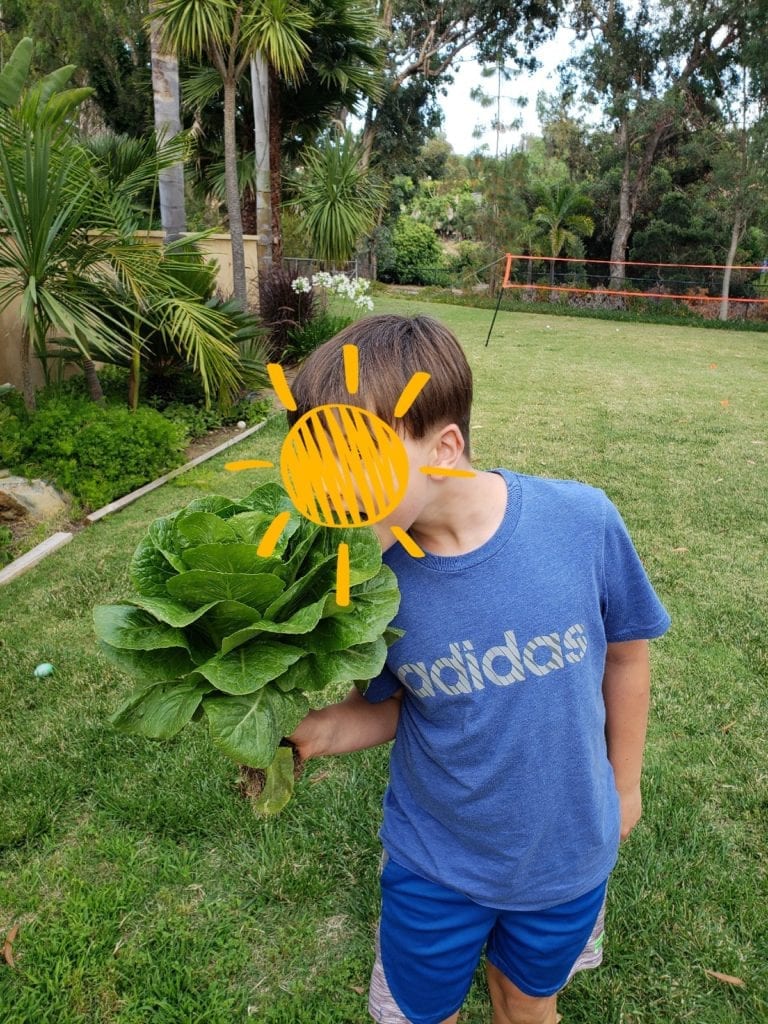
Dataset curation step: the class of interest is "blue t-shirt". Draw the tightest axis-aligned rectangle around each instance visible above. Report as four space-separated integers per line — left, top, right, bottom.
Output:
364 470 670 911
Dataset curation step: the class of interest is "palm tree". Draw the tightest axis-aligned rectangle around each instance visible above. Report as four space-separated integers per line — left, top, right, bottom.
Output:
289 128 385 266
0 39 260 413
150 0 187 241
270 0 384 262
177 0 383 268
151 0 312 309
532 181 595 293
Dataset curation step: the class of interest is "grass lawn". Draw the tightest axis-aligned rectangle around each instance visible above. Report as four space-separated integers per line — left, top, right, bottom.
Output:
1 296 766 1023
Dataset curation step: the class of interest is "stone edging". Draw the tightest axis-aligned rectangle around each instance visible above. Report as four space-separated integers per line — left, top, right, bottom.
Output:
0 418 270 588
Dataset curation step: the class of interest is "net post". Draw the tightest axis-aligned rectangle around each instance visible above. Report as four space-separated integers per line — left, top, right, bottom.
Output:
485 254 512 347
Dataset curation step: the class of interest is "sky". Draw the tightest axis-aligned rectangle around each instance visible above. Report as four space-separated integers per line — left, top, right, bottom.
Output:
437 28 580 156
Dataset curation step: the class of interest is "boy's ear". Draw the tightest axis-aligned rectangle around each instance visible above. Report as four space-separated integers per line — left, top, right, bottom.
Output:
427 423 466 470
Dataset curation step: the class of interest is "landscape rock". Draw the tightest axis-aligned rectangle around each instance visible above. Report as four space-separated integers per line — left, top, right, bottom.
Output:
0 477 67 523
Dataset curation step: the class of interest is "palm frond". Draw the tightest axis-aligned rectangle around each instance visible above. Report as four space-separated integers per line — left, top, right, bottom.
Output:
152 0 234 60
243 0 313 81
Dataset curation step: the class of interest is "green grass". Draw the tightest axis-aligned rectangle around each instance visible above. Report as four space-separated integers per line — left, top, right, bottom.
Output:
1 298 766 1023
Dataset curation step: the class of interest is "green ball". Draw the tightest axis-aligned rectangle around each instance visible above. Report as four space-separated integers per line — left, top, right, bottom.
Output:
33 663 55 678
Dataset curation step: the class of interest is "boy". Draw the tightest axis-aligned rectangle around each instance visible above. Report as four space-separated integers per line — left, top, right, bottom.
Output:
289 314 670 1024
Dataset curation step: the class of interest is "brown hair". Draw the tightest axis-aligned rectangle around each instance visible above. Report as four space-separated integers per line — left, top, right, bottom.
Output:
287 314 473 453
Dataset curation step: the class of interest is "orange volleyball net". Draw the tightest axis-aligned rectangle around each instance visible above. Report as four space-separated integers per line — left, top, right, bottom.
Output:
482 252 768 345
498 253 768 306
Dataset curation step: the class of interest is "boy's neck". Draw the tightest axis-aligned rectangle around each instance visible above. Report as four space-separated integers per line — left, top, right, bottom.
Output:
412 469 508 557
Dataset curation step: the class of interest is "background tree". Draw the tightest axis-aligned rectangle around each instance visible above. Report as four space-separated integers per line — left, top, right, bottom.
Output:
361 0 565 167
152 0 312 308
0 39 256 412
532 179 594 289
565 0 753 290
150 0 187 241
288 129 386 266
0 0 153 136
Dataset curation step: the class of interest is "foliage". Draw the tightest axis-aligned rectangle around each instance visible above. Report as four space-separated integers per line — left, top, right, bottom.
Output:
0 38 257 415
152 0 312 304
289 130 386 265
1 0 153 136
70 240 270 410
6 395 187 509
258 266 318 360
156 396 272 439
407 179 480 239
93 482 402 813
0 526 13 567
363 0 565 164
278 0 385 156
389 216 446 285
283 313 354 363
533 181 594 258
445 240 498 287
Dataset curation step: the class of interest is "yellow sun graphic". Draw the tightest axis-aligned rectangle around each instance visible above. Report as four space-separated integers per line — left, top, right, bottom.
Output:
226 344 474 605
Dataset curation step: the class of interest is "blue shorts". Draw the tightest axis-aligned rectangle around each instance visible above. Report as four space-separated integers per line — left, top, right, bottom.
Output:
372 857 607 1024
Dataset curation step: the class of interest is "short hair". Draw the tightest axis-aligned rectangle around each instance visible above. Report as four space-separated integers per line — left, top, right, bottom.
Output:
287 314 473 454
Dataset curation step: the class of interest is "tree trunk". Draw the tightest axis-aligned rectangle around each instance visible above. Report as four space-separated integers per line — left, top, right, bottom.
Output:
82 358 105 403
609 124 636 293
150 7 186 241
268 64 283 265
250 54 273 279
20 323 36 412
719 211 744 322
223 75 248 308
609 115 672 292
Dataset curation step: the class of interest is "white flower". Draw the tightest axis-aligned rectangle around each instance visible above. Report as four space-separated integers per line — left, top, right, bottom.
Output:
291 277 312 294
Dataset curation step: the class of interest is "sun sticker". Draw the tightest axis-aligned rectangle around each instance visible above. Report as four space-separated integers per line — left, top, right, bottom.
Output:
226 344 474 605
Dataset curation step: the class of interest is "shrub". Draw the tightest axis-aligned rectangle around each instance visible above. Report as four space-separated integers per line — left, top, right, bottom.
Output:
283 313 353 363
391 217 445 285
446 241 496 288
11 397 187 509
159 396 272 439
258 266 317 360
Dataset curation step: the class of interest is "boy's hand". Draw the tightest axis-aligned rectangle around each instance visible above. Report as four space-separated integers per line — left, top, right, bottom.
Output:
288 686 402 760
617 782 642 841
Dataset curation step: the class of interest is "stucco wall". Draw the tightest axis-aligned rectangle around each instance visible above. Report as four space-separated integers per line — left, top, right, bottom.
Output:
0 233 265 391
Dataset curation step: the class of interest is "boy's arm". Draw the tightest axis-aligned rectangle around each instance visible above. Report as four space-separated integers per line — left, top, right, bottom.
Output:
602 639 651 842
289 686 403 760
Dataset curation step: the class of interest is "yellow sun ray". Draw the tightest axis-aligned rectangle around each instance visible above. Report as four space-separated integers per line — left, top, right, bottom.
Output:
257 510 292 558
394 372 431 418
343 344 359 395
419 466 476 478
267 363 297 411
390 526 425 558
336 543 351 605
225 459 274 472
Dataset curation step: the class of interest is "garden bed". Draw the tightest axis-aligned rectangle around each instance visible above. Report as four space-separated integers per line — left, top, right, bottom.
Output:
0 416 272 585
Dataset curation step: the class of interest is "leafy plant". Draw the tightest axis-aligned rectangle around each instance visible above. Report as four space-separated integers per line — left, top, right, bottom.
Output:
258 266 317 359
93 483 401 813
391 216 445 285
9 396 186 509
283 312 353 363
288 129 386 266
0 526 13 567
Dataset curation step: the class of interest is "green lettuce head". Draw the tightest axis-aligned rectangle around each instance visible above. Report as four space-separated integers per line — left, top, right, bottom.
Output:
94 482 401 813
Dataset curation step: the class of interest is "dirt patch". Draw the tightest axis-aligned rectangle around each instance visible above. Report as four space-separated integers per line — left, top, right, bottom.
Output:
183 423 249 461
